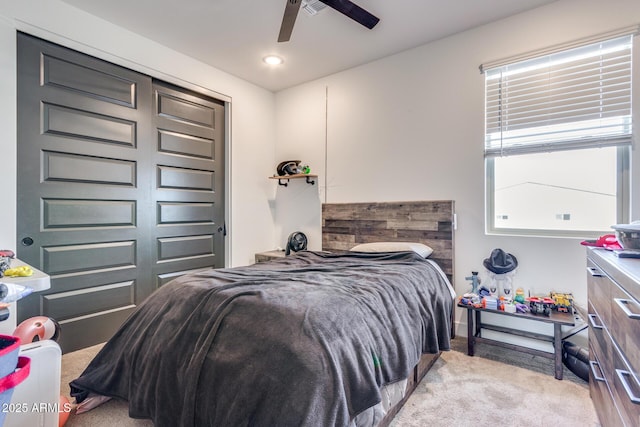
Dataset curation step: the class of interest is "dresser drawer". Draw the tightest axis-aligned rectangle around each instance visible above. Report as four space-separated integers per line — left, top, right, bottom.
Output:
610 281 640 378
589 349 624 427
611 341 640 427
588 259 612 327
589 302 614 384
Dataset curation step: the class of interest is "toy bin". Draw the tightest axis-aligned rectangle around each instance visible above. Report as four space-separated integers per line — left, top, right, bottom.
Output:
0 336 30 426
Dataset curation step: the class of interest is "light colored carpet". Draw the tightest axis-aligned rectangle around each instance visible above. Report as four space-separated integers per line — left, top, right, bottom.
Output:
390 347 598 427
60 338 599 426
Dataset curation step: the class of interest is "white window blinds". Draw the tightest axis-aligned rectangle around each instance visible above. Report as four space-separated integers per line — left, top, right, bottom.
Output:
484 35 633 157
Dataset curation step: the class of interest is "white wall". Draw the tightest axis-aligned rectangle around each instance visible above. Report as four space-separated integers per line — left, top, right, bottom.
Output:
274 0 640 339
273 84 326 250
0 0 278 267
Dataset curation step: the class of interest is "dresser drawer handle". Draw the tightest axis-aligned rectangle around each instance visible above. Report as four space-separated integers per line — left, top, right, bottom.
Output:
614 298 640 320
587 266 604 277
616 369 640 404
588 313 604 329
589 360 606 382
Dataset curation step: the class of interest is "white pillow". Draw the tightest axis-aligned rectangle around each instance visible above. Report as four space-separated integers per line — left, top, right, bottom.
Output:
349 242 433 258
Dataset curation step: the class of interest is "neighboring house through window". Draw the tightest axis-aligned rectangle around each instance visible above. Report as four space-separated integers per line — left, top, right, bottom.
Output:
482 27 637 238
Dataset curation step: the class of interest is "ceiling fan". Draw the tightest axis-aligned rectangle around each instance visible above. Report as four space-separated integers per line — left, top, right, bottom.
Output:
278 0 380 42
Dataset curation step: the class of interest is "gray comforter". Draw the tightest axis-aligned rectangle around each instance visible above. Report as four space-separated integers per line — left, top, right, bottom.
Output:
70 250 453 427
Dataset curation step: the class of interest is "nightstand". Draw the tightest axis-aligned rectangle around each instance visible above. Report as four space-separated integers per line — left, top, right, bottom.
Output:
255 250 286 263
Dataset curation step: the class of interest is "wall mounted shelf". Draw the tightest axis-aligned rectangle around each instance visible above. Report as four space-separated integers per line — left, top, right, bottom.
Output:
269 174 317 187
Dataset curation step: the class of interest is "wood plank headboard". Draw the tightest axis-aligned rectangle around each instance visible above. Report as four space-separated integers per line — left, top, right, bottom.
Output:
322 200 455 283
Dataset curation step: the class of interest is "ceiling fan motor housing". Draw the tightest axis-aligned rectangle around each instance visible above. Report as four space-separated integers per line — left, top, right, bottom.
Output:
278 0 379 42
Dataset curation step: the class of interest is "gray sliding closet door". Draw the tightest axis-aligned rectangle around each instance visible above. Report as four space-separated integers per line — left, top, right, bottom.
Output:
150 80 225 286
16 33 225 352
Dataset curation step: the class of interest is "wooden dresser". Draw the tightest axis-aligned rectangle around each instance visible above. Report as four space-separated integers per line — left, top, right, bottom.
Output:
587 247 640 426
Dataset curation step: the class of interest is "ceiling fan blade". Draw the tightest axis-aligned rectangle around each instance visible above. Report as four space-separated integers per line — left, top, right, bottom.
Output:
319 0 380 29
278 0 303 42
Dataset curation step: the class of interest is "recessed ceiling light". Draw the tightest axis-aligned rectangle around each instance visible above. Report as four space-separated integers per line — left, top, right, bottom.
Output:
263 55 284 65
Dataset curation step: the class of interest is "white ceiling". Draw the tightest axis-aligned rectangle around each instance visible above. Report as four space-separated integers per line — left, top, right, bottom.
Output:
60 0 558 92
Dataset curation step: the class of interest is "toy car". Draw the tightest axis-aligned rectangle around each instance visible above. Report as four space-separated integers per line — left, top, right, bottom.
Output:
550 292 574 313
526 296 555 316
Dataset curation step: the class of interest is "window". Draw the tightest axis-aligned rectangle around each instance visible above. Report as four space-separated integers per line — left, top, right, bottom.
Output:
482 31 635 237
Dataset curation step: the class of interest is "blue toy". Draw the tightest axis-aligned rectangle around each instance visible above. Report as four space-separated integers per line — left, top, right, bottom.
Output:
465 271 481 294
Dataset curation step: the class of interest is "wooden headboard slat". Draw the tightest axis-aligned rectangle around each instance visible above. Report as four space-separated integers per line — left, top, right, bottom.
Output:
322 200 455 283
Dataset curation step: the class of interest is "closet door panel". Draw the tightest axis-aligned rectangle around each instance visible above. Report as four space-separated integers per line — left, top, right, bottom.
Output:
17 33 154 353
150 81 225 287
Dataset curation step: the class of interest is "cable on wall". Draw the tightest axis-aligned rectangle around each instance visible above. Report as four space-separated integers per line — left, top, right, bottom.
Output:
324 85 328 204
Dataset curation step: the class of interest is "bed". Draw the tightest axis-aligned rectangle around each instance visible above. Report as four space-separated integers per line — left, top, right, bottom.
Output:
70 200 456 427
